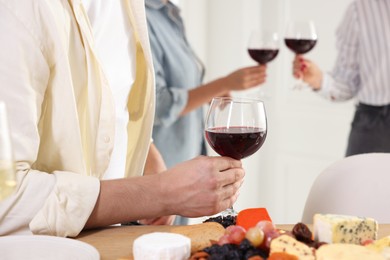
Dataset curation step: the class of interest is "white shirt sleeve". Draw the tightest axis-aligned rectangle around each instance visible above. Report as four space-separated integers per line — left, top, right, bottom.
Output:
0 165 99 238
0 0 100 237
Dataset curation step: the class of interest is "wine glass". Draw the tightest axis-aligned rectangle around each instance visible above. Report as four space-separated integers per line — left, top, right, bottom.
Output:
204 97 267 216
284 20 317 89
247 30 279 99
0 102 17 201
248 30 279 65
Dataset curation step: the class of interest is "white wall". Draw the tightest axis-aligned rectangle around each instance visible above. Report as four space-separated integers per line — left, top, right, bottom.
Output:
178 0 355 224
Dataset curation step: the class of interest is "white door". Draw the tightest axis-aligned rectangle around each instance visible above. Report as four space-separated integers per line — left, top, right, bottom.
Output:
179 0 355 224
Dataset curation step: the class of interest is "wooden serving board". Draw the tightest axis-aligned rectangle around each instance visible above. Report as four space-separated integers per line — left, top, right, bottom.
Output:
76 222 225 260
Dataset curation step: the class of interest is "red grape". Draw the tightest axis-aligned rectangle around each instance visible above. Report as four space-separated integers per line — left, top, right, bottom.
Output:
256 220 276 234
264 229 281 248
218 234 231 245
225 225 246 244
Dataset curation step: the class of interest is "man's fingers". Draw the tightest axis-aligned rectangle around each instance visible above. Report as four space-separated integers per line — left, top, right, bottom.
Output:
217 167 245 192
211 156 242 171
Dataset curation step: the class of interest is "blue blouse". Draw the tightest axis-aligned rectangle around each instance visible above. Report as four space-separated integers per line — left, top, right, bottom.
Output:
145 0 206 168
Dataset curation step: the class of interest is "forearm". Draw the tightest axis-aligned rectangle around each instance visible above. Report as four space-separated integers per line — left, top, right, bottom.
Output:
181 65 266 115
181 78 227 116
84 175 169 229
143 142 167 176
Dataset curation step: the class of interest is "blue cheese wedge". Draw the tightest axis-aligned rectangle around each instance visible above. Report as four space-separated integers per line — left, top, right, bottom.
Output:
270 234 315 260
316 243 385 260
313 214 378 244
133 232 191 260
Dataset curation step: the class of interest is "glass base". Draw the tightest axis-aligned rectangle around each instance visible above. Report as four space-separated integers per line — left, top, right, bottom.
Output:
220 206 238 217
292 78 309 90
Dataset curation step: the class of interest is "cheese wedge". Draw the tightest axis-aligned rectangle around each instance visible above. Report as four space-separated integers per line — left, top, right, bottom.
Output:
133 232 190 260
313 214 378 244
270 234 315 260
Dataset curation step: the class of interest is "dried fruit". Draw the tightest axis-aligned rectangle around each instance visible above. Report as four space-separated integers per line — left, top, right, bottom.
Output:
292 222 312 243
203 215 236 228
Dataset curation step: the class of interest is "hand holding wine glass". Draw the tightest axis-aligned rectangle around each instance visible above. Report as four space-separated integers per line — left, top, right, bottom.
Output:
285 20 317 89
292 56 323 90
0 102 17 201
204 97 267 216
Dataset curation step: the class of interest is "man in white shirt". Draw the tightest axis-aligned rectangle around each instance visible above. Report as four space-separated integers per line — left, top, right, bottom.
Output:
81 0 174 225
0 0 245 237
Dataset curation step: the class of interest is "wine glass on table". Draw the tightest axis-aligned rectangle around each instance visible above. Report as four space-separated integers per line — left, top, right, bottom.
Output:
204 97 267 217
0 102 16 201
284 20 317 89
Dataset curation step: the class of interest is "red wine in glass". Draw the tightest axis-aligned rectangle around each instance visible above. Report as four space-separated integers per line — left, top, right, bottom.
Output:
284 39 317 54
205 126 267 160
204 97 267 217
248 49 279 65
248 30 279 65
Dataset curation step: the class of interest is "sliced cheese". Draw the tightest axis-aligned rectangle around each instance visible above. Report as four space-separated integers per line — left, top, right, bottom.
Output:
313 214 378 244
316 243 385 260
366 236 390 260
133 232 190 260
367 236 390 253
270 234 315 260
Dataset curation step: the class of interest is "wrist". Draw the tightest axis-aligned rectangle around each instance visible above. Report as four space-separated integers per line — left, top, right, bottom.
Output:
311 72 323 90
153 173 175 216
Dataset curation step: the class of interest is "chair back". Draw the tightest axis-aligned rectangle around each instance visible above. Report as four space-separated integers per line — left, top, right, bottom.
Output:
302 153 390 223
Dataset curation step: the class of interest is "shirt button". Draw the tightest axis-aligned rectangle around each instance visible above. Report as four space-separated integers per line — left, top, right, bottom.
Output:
103 135 111 143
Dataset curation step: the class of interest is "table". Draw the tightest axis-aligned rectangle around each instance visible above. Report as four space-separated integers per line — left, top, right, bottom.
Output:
75 224 390 260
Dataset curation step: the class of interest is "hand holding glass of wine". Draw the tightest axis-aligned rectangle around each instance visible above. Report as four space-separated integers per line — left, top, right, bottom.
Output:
0 102 17 201
284 20 317 89
248 30 279 65
204 97 267 216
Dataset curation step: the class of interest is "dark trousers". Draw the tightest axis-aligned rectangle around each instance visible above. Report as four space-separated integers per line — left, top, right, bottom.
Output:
346 103 390 156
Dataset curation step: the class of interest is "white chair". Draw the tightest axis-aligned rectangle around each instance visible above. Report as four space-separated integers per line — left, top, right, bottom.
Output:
302 153 390 224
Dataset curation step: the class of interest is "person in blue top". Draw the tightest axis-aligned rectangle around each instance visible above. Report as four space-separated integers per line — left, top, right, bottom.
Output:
145 0 267 170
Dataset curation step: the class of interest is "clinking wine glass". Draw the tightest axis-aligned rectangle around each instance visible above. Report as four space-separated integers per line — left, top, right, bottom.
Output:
0 102 16 201
248 30 279 65
284 20 317 89
247 30 279 98
204 97 267 216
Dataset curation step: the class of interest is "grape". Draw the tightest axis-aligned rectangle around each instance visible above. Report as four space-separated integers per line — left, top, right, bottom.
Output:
264 229 281 249
245 227 265 247
256 220 276 234
218 234 231 245
226 225 246 244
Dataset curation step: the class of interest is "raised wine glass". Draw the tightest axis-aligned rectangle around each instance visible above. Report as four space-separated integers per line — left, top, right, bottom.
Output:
284 20 317 89
204 97 267 216
248 30 279 65
248 30 279 99
0 102 16 201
